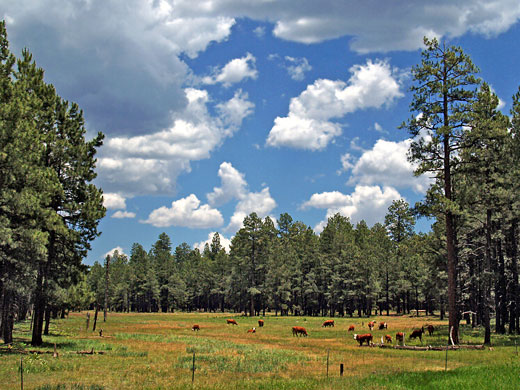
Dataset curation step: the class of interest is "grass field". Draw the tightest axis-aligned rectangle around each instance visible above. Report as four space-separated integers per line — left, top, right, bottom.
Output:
1 312 519 389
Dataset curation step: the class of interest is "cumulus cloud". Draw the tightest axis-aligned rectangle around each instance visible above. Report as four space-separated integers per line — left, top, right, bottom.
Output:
104 246 126 259
266 60 403 150
142 194 223 228
103 193 126 210
226 187 277 232
284 56 312 81
193 232 232 253
346 138 432 193
97 88 254 196
111 211 136 219
302 185 402 232
207 162 248 206
3 0 235 136
202 53 258 87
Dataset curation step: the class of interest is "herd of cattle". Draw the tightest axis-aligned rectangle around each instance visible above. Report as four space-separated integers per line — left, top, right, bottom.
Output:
191 318 436 346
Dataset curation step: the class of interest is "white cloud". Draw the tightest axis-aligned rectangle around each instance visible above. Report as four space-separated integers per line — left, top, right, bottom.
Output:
302 185 402 232
284 56 312 81
216 89 255 130
193 232 232 253
97 88 254 196
111 211 136 219
103 193 126 210
347 138 432 193
266 60 403 150
202 53 258 87
104 246 126 259
142 194 223 228
226 187 277 232
253 26 265 38
207 162 248 207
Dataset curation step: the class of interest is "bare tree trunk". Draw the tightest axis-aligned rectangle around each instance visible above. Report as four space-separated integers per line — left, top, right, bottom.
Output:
104 255 110 323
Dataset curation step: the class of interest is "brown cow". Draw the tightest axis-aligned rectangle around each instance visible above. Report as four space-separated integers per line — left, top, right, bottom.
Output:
226 319 238 325
384 334 392 343
396 332 405 345
258 319 264 327
348 325 355 332
426 324 435 336
322 320 335 327
368 321 376 331
379 322 388 330
292 326 308 337
247 327 256 333
409 327 424 342
354 333 373 346
192 324 200 331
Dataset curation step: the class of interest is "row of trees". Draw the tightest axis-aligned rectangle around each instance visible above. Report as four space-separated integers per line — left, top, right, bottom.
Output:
88 207 442 320
0 22 106 345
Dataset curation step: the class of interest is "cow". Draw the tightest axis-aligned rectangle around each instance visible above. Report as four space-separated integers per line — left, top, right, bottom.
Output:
354 333 373 346
396 332 405 345
384 334 392 343
258 319 264 327
292 326 308 337
348 325 355 332
226 319 238 325
379 322 388 330
368 321 376 331
192 324 200 331
247 327 256 333
426 324 435 336
322 320 335 327
409 327 424 342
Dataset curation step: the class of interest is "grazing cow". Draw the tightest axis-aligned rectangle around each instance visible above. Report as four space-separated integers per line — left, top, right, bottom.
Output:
354 333 373 346
192 324 200 331
227 319 238 325
368 321 376 331
409 327 424 342
426 324 435 336
384 334 392 343
247 327 256 333
322 320 335 327
258 319 264 327
396 332 405 344
292 326 308 337
379 322 388 330
348 325 355 332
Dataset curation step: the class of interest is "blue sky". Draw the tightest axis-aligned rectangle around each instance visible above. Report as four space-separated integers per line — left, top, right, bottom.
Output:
2 1 520 264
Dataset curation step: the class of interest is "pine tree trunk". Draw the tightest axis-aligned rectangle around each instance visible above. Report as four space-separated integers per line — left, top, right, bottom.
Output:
508 219 519 333
31 264 46 346
43 306 51 335
93 303 99 332
496 233 507 334
483 209 492 344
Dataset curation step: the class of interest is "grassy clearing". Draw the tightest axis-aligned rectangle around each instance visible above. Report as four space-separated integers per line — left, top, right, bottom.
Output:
1 312 518 389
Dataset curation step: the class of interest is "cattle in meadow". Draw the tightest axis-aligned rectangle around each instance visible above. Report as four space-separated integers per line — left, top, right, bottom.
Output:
292 326 308 337
348 325 355 332
384 334 392 343
354 333 373 346
322 320 335 327
227 319 238 325
247 327 256 333
379 322 388 330
368 321 376 330
409 327 424 342
258 319 264 327
396 332 405 344
192 324 200 331
426 324 435 336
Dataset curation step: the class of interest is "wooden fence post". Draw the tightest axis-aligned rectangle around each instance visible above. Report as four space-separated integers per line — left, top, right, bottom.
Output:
340 363 344 377
192 351 196 383
326 349 330 378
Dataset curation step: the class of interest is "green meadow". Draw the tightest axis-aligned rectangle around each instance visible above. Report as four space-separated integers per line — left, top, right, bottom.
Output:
1 312 519 389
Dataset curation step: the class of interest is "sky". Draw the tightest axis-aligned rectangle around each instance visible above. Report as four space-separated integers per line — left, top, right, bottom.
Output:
2 1 520 264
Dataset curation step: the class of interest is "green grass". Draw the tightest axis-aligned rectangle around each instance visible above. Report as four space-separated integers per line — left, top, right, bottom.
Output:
1 312 519 389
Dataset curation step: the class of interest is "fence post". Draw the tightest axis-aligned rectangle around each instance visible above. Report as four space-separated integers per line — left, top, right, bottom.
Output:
326 349 330 378
340 363 344 377
191 351 195 383
20 357 23 390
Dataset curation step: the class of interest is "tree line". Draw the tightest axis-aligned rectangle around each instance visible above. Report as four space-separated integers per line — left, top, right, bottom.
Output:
1 22 520 347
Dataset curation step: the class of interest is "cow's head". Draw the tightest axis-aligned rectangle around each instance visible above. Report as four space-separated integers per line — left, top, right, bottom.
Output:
353 334 358 340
